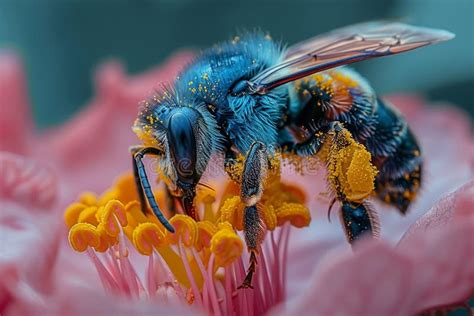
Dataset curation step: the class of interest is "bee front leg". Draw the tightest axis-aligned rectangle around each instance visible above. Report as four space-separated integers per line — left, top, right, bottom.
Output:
237 141 268 289
130 145 149 213
281 121 343 156
130 146 175 233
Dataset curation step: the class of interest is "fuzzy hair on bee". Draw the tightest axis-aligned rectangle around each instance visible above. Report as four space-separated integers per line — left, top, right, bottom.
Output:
130 21 454 288
134 89 224 191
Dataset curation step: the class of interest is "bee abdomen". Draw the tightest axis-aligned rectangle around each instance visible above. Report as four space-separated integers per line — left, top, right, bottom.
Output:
375 127 423 214
290 68 378 142
365 98 408 157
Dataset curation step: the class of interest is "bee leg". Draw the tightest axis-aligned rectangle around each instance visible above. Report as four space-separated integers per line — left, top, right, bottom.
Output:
238 142 268 289
281 121 343 156
131 146 175 233
130 146 149 214
238 205 262 289
339 200 379 244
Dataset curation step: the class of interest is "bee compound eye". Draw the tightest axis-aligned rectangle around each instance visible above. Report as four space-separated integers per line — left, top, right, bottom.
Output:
167 112 197 182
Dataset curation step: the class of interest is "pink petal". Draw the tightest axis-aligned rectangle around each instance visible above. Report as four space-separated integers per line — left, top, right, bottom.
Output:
278 183 474 316
0 155 61 314
0 152 57 209
401 180 474 240
35 52 193 196
5 284 200 316
0 53 34 155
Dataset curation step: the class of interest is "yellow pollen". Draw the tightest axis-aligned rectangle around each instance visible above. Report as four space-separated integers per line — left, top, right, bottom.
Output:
132 222 167 255
326 129 378 202
167 215 198 247
64 166 312 292
97 200 128 237
210 222 243 267
275 203 311 227
64 203 88 229
259 204 277 230
68 223 100 252
196 221 218 251
219 196 244 230
78 192 98 206
77 206 100 226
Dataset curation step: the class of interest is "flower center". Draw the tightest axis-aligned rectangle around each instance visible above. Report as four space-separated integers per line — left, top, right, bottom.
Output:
64 172 311 314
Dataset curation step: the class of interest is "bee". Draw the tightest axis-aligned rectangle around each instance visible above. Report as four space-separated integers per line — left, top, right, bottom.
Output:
131 22 454 288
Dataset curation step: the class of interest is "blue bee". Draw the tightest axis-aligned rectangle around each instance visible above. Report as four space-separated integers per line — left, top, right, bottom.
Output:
131 22 454 288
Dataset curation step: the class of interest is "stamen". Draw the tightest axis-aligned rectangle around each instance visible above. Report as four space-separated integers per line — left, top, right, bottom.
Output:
219 196 244 230
69 223 100 252
167 215 198 247
258 204 277 230
79 192 98 206
77 206 99 226
206 253 222 316
64 170 310 314
98 200 128 236
210 222 244 267
196 220 217 251
64 203 88 229
274 203 311 227
178 239 203 307
133 222 166 256
86 248 118 292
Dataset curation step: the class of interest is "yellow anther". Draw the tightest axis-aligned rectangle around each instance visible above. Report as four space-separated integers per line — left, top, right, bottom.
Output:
196 221 218 251
77 206 99 226
68 223 100 252
125 201 149 225
103 200 128 234
219 196 244 230
78 192 98 206
95 223 119 252
133 222 167 255
275 203 311 228
259 204 277 231
64 203 87 229
211 222 243 267
122 201 149 240
168 215 198 247
105 173 141 205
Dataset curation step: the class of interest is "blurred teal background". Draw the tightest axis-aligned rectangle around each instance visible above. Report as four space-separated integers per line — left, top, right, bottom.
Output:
0 0 473 129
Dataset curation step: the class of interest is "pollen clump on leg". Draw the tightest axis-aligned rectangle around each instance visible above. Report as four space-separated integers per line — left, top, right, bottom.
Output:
326 129 378 202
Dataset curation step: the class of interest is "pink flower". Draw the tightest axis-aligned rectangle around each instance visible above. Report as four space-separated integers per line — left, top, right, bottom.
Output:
0 51 472 315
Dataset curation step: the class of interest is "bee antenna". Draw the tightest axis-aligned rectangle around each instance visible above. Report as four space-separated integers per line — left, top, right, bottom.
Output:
327 198 337 223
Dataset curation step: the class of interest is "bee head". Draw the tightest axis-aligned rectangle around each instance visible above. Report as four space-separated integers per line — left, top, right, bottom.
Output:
133 91 223 218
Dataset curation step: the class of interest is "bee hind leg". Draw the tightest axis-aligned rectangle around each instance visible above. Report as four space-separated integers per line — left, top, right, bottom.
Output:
238 205 262 289
237 142 268 289
339 200 380 244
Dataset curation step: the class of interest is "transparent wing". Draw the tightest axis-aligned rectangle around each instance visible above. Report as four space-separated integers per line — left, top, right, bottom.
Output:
247 22 454 94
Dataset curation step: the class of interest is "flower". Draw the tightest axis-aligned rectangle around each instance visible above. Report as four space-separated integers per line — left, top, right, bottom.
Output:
1 50 473 316
63 170 310 315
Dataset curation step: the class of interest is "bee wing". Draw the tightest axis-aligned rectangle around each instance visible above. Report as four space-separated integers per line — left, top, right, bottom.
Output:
247 22 454 94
